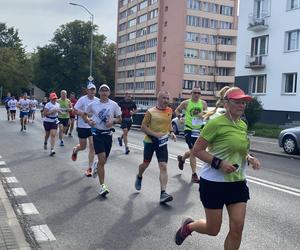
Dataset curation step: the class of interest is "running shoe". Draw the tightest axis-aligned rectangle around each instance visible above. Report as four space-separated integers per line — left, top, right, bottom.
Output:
92 161 98 178
99 184 109 197
117 137 123 147
24 125 26 131
20 126 23 132
71 147 77 161
134 175 142 191
159 192 173 204
125 147 130 155
177 155 185 170
50 149 56 157
44 142 47 150
60 140 64 147
85 168 92 177
175 217 194 245
191 173 200 183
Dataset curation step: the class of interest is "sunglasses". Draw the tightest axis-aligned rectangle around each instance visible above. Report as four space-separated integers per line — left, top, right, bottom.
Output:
229 100 247 105
192 92 201 95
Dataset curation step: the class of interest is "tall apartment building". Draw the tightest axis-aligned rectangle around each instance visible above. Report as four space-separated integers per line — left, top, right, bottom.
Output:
235 0 300 125
115 0 238 108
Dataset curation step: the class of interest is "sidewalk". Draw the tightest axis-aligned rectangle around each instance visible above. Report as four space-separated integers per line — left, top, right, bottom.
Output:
0 161 30 249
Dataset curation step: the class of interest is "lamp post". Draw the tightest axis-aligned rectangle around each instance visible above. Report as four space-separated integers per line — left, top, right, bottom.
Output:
69 2 94 81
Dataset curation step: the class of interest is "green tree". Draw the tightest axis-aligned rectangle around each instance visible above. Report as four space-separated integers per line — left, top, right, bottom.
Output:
245 97 263 129
32 20 115 95
0 23 30 97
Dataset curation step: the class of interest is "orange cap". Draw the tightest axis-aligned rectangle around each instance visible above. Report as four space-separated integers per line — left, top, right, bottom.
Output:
49 92 58 100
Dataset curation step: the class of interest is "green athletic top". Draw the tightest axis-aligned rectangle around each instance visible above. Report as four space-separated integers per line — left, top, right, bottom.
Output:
199 115 249 182
184 99 204 131
57 98 71 119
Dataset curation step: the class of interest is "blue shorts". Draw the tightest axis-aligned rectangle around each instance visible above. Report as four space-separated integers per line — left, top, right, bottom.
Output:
20 111 29 118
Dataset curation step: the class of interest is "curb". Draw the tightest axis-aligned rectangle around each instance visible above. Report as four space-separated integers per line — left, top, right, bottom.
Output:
250 149 300 160
0 182 31 249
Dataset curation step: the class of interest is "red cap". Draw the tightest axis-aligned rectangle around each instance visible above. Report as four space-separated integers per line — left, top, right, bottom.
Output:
225 89 252 101
49 92 58 100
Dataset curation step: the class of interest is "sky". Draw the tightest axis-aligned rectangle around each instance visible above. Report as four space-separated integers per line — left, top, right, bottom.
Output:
0 0 118 52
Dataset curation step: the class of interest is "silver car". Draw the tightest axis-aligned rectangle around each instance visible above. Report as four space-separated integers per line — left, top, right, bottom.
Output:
278 126 300 155
171 108 226 135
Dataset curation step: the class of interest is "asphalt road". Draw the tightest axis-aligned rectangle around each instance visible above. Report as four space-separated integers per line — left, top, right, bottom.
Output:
0 113 300 250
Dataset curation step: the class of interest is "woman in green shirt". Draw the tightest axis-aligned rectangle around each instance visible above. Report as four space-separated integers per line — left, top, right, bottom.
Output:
175 87 261 249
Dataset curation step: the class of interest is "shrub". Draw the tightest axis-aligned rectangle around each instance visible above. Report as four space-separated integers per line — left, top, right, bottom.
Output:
245 97 263 129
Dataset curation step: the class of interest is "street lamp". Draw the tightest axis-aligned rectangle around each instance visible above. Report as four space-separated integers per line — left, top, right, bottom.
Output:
69 2 94 81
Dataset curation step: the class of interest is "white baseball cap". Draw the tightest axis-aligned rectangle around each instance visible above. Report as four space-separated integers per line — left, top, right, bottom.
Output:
99 84 110 90
87 83 96 89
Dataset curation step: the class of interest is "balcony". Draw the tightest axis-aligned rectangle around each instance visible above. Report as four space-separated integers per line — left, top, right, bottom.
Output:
245 55 266 69
248 12 269 31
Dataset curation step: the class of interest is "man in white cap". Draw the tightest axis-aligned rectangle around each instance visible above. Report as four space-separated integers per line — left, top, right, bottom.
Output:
71 83 99 177
83 83 122 197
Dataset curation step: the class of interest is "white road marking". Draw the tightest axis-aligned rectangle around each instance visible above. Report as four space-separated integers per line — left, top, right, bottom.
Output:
31 225 56 242
0 160 6 166
19 203 39 215
0 168 11 173
5 177 18 183
128 143 300 197
11 188 27 196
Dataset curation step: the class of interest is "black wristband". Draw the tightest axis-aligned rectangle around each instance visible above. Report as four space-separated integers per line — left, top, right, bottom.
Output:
211 156 222 169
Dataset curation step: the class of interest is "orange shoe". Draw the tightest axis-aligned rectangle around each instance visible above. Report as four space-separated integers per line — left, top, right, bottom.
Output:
85 168 92 177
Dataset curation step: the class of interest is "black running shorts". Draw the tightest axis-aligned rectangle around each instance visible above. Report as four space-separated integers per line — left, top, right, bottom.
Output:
143 142 168 163
199 177 250 209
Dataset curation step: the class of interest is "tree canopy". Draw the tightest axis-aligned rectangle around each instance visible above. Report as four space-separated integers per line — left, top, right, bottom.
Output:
32 20 116 95
0 23 31 97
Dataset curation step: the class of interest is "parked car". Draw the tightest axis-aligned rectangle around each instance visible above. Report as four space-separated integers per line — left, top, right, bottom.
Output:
278 126 300 155
171 108 226 135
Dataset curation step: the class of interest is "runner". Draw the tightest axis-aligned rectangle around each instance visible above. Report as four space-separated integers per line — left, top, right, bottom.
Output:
17 93 31 132
7 96 17 121
57 90 72 146
83 84 122 197
29 95 38 123
134 90 176 203
72 83 99 177
40 97 48 118
175 87 207 183
174 87 261 248
67 92 78 137
3 92 12 121
117 92 137 154
43 92 60 156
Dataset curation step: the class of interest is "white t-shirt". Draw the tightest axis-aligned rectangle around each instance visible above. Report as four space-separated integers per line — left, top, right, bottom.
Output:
30 99 38 110
74 95 99 128
43 102 61 123
8 99 18 110
18 99 31 112
86 99 122 130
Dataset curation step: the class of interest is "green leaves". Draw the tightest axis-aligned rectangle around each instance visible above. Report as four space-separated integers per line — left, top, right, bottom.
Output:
32 20 115 95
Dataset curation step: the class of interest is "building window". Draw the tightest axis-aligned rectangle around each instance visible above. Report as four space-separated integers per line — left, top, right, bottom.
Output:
219 21 233 29
148 23 158 34
127 44 135 53
146 52 156 62
250 75 266 94
136 27 147 38
120 10 127 19
165 6 168 11
163 36 167 42
147 38 157 47
207 82 215 91
283 73 297 93
162 66 165 72
149 0 158 5
184 48 198 58
136 41 146 50
149 9 158 19
128 31 136 40
145 67 156 76
137 14 148 24
183 80 197 90
139 0 148 10
220 5 233 16
287 0 300 10
145 81 155 90
251 35 268 56
184 64 197 74
285 30 299 51
127 5 137 16
135 68 145 77
136 55 145 63
198 81 206 90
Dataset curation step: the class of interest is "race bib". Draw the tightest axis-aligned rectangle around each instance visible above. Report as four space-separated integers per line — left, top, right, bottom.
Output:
192 117 204 126
191 129 200 138
158 134 168 147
